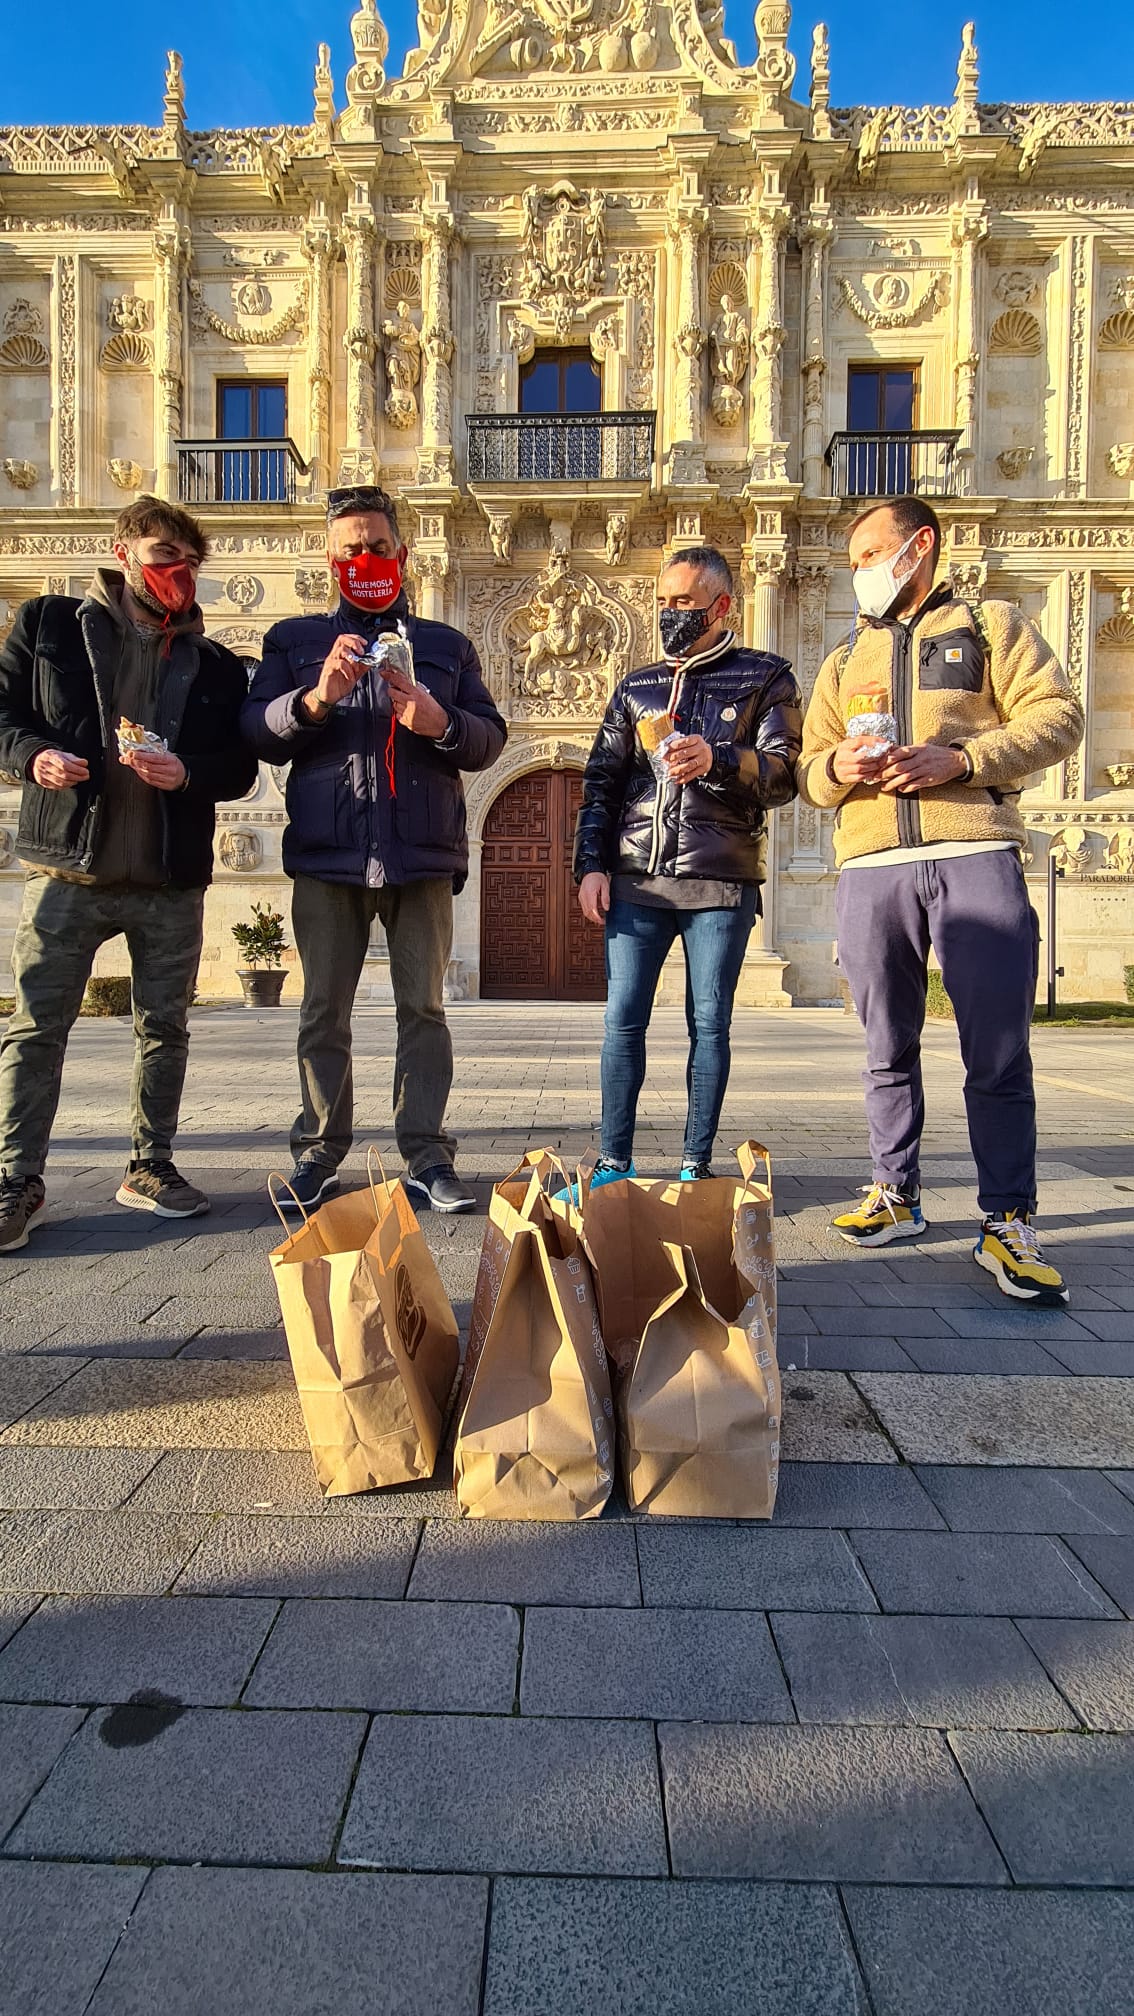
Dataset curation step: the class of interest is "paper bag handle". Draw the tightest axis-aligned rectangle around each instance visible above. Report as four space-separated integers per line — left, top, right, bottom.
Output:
268 1171 308 1230
736 1141 772 1196
366 1145 392 1222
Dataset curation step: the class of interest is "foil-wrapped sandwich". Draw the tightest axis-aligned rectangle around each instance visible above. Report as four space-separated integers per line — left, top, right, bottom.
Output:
844 689 898 760
116 718 168 759
637 710 675 754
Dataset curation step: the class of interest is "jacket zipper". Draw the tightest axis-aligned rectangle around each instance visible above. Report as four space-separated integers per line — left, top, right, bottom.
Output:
891 623 922 848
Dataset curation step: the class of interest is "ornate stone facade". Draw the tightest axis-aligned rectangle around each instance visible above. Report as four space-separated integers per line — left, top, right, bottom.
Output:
1 7 1132 1000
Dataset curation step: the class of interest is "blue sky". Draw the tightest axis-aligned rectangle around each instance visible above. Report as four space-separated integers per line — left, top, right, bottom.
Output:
0 0 1128 127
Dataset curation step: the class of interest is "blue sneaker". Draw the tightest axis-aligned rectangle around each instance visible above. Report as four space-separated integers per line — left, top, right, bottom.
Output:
679 1161 714 1181
552 1157 636 1206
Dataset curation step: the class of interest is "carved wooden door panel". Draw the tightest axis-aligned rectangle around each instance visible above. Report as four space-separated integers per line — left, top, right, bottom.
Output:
481 769 606 1001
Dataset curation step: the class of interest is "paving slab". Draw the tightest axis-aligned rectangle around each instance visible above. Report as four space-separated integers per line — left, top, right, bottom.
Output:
857 1373 1134 1468
483 1878 865 2016
950 1729 1134 1885
780 1336 920 1372
1073 1312 1134 1343
0 1446 161 1510
520 1606 793 1721
0 1860 149 2016
773 1462 946 1529
129 1447 460 1519
0 1359 306 1449
659 1722 1005 1883
173 1515 420 1599
844 1884 1134 2016
850 1530 1120 1618
1018 1619 1134 1731
0 1358 85 1432
0 1594 276 1706
902 1339 1071 1375
937 1307 1097 1343
408 1519 640 1607
0 1596 37 1655
778 1371 898 1462
0 1702 85 1838
773 1613 1072 1729
178 1327 289 1360
1062 1535 1134 1617
635 1525 877 1612
8 1705 367 1867
914 1464 1134 1535
245 1598 518 1712
339 1714 667 1876
0 1509 210 1597
85 1866 488 2016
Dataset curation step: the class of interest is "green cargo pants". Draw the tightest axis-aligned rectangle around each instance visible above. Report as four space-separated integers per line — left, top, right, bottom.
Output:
0 873 205 1178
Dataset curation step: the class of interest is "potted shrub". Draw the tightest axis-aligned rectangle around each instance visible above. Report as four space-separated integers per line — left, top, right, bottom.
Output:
232 901 289 1008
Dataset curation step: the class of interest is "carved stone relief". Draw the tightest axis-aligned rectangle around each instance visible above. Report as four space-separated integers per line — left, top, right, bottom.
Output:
2 460 38 490
0 299 49 369
218 829 263 872
189 278 308 345
989 308 1043 354
997 446 1035 480
382 297 421 429
1107 444 1134 478
836 270 949 329
520 182 606 334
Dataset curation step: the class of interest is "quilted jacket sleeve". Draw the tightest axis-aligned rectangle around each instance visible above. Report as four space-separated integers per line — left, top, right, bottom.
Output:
709 661 802 812
572 680 635 880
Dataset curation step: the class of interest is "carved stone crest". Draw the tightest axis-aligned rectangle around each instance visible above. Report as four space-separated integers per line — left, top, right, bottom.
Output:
0 299 49 369
233 279 272 318
520 183 605 331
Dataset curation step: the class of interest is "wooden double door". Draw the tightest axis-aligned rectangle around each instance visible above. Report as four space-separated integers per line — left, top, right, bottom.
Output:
480 768 607 1000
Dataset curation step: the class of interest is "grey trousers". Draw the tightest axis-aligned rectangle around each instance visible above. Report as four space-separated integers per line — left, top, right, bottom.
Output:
290 873 457 1177
0 873 204 1178
836 849 1040 1215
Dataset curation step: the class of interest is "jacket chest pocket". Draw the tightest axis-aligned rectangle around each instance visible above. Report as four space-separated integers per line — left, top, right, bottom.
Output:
919 629 985 692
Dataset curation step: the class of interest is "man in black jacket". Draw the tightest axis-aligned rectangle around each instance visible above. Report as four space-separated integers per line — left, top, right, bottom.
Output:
242 485 506 1214
573 546 801 1185
0 496 257 1250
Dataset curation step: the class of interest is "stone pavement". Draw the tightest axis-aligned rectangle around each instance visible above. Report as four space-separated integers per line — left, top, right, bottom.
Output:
1 1002 1133 2015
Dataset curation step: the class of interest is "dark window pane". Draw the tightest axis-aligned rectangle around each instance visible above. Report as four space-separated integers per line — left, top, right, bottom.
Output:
220 384 252 439
256 384 287 438
520 360 561 413
564 358 601 412
882 370 916 431
847 369 880 430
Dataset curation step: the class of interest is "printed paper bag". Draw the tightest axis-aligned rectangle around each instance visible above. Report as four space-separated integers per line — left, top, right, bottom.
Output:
457 1149 581 1421
569 1144 780 1518
455 1170 613 1521
269 1156 459 1496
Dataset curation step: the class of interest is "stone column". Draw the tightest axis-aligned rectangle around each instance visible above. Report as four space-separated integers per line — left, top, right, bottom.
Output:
800 207 835 499
749 195 792 482
412 546 449 622
787 559 831 878
951 194 988 495
302 208 336 494
736 547 792 994
665 201 708 486
153 213 188 498
51 252 79 508
1064 234 1092 501
418 207 455 486
340 198 380 485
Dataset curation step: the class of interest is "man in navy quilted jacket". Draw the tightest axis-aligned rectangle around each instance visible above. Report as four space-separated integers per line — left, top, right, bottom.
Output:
242 486 506 1214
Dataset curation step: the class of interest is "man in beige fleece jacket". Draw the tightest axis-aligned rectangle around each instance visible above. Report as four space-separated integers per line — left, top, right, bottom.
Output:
799 496 1084 1304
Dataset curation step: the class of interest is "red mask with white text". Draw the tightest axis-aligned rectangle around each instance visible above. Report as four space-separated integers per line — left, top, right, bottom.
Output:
333 549 404 612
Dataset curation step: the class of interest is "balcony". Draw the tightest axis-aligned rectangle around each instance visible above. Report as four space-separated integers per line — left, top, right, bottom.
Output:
466 410 656 486
825 430 962 501
175 438 308 506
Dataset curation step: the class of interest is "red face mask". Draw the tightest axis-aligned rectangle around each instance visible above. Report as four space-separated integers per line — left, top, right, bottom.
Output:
332 549 404 612
139 560 197 616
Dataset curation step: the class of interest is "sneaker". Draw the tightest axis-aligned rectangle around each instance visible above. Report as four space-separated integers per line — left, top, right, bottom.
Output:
115 1160 210 1219
553 1157 636 1206
974 1212 1068 1305
679 1161 714 1181
405 1164 476 1214
832 1182 926 1247
274 1156 340 1214
0 1173 46 1253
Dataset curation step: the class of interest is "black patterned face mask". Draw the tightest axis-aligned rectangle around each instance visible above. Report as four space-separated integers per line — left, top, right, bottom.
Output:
659 603 716 658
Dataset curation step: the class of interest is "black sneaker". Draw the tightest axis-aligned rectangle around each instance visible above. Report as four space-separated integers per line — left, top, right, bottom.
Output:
0 1173 46 1252
679 1161 715 1181
405 1164 476 1214
115 1160 210 1218
275 1156 340 1214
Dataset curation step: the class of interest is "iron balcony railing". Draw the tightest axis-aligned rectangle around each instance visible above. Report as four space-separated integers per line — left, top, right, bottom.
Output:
825 430 963 500
175 438 308 506
466 410 656 485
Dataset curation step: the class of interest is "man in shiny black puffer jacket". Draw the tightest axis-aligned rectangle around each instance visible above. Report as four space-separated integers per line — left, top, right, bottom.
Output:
571 546 801 1184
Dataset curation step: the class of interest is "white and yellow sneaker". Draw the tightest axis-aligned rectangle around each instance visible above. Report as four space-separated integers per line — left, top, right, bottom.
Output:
974 1212 1068 1305
831 1183 926 1248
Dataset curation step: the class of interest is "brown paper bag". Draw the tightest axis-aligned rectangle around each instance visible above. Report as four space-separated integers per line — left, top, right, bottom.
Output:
568 1144 779 1518
455 1161 613 1520
269 1154 459 1496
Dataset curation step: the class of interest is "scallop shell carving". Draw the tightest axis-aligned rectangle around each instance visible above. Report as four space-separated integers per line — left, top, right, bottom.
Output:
988 308 1042 356
1098 309 1134 350
383 264 422 307
0 332 49 370
708 261 748 307
99 330 155 372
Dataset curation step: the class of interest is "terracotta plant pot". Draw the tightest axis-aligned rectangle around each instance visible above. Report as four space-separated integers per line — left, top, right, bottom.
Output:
237 968 286 1008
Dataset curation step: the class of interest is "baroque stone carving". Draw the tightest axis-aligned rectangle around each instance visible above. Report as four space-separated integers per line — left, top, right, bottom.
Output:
0 299 49 369
294 568 332 605
0 829 14 868
233 279 272 317
605 512 628 566
100 292 154 371
1049 823 1094 874
989 307 1042 355
382 298 421 429
189 279 308 345
218 829 263 872
1097 591 1134 646
225 574 263 609
997 446 1035 480
836 271 948 329
1107 444 1134 478
1102 829 1134 874
107 459 144 490
488 512 514 565
709 293 749 428
520 182 605 332
995 268 1038 307
2 460 38 490
1105 764 1134 789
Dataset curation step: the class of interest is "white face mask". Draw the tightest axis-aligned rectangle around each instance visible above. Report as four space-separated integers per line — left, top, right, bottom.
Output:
852 531 923 621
